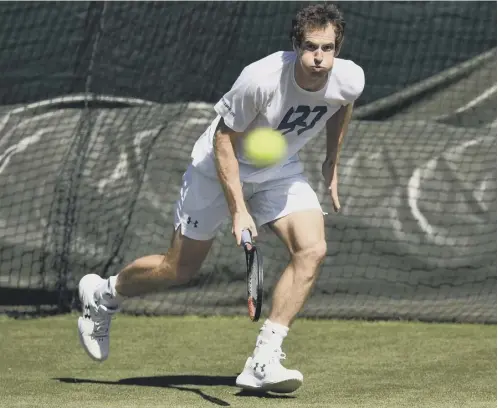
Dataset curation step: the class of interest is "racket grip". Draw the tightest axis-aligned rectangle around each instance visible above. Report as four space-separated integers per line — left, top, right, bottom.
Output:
241 229 252 245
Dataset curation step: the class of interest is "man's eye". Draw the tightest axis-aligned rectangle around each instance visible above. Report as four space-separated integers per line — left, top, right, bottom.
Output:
304 43 318 51
322 45 334 52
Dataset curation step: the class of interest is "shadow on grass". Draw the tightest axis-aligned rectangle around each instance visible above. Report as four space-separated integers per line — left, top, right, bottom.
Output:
54 375 295 406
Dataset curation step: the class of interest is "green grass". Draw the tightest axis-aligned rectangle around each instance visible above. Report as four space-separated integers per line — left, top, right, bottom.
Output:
0 315 495 408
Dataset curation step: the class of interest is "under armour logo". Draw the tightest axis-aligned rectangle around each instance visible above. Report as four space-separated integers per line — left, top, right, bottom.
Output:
187 217 198 228
254 362 266 374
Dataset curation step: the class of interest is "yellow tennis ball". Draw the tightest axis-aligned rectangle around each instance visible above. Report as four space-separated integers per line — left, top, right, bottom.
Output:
244 128 287 168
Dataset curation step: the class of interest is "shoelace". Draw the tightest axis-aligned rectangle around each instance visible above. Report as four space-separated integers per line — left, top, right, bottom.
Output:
92 305 114 338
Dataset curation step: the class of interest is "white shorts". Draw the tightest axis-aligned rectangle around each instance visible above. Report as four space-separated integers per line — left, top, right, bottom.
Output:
174 165 323 240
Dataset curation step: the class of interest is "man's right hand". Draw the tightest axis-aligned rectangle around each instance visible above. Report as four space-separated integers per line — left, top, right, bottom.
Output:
232 210 258 246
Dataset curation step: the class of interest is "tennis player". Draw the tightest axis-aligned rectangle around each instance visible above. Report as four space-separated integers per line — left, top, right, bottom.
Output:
77 3 364 393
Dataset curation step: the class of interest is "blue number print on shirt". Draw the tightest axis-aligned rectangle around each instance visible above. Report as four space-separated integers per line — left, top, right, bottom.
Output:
277 105 328 135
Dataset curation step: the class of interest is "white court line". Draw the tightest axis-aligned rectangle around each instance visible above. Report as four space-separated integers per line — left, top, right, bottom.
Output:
9 94 157 115
454 84 497 114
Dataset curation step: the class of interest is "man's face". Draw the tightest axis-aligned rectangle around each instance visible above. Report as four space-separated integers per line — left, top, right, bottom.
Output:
296 23 336 79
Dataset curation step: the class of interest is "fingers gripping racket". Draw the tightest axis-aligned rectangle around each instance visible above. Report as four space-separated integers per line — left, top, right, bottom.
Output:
241 229 263 322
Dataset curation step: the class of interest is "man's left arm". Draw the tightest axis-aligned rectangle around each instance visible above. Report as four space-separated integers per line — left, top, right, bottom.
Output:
322 103 354 212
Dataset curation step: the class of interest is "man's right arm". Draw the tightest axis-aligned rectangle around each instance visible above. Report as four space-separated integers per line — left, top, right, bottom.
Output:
212 68 264 242
213 117 247 216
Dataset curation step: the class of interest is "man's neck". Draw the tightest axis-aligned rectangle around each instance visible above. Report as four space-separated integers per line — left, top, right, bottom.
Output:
294 60 328 92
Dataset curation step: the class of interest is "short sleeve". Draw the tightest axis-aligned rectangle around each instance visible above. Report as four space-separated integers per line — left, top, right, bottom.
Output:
342 63 365 104
214 69 264 132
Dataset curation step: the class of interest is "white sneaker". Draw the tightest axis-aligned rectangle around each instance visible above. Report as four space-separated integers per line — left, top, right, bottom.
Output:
236 346 303 393
77 274 116 362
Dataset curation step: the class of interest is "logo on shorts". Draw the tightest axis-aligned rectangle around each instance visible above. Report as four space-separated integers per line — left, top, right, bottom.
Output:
187 217 199 228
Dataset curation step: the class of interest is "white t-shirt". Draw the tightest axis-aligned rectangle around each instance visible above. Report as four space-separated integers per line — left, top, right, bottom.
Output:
190 51 365 183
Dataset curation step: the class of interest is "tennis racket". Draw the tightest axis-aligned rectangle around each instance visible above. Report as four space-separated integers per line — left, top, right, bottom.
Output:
241 229 263 322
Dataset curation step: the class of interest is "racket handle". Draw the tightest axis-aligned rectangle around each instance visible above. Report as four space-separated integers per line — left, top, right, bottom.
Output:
241 229 252 246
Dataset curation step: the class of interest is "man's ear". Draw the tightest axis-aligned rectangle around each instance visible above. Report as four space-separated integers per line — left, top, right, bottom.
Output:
292 37 299 54
335 38 344 57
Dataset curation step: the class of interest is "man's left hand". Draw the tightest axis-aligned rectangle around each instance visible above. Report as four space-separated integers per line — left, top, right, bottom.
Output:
322 161 340 212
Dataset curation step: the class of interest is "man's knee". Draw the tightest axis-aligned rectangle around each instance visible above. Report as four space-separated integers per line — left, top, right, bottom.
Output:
162 230 213 284
173 254 205 284
291 240 327 279
154 250 204 285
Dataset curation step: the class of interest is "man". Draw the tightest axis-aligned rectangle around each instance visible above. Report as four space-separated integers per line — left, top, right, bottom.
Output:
77 3 364 394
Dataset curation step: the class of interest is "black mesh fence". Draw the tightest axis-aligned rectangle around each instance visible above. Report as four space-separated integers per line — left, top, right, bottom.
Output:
0 2 496 323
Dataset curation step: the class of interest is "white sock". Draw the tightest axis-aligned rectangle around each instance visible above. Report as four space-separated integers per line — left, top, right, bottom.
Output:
95 276 123 309
255 319 289 353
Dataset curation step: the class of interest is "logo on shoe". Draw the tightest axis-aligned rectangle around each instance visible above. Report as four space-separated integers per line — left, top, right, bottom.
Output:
253 362 266 377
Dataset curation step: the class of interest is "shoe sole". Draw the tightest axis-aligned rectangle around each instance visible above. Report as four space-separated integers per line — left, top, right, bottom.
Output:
236 375 302 394
77 317 107 362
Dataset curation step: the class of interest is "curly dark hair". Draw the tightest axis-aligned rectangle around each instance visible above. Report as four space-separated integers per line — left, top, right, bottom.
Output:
290 3 345 56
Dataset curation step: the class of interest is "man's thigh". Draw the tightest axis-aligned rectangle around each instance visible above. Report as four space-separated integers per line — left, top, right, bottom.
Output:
247 174 323 229
174 165 230 241
269 209 325 255
247 174 325 251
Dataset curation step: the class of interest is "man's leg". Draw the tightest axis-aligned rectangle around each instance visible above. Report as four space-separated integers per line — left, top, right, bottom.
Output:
77 230 213 362
78 165 229 362
267 209 326 326
236 176 326 393
113 228 213 298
